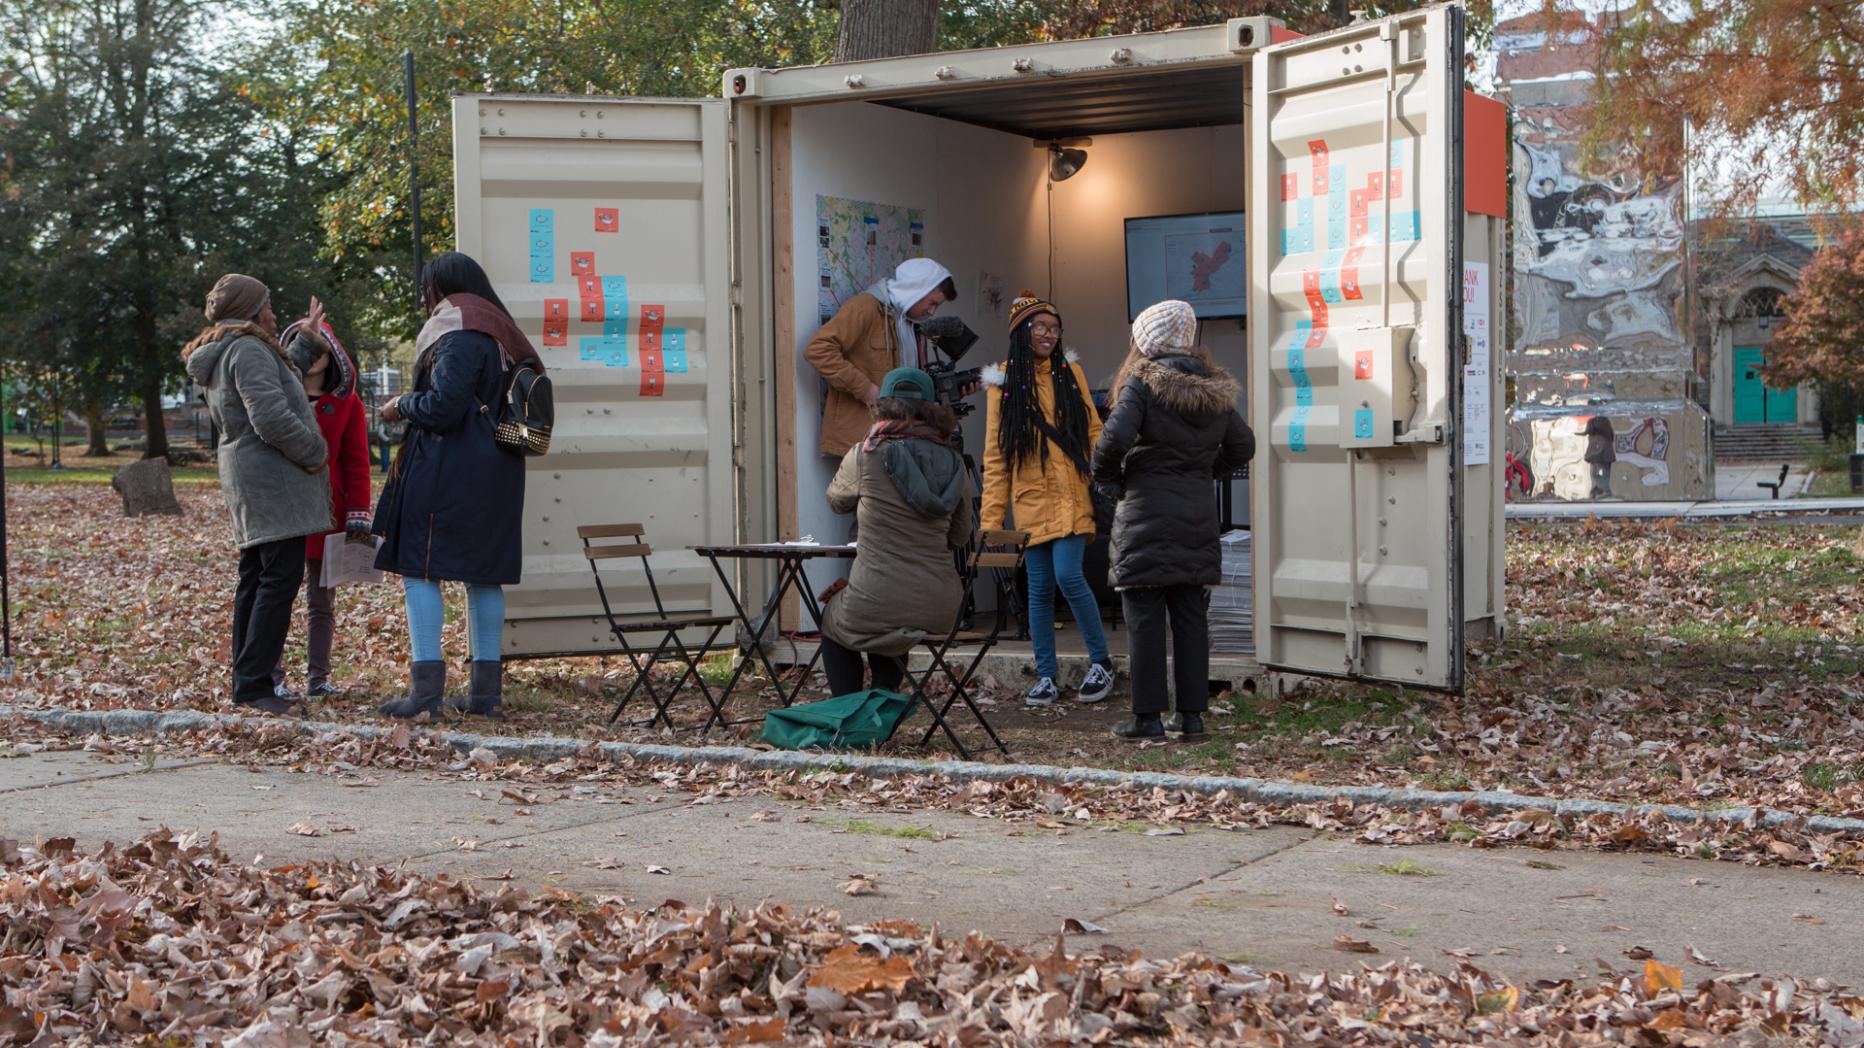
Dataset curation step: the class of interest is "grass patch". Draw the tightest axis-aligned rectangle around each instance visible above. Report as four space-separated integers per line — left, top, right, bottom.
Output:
1354 859 1438 877
839 819 940 840
1804 762 1864 792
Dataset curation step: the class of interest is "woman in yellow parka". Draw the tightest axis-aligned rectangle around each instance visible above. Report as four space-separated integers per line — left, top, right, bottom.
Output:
981 292 1115 706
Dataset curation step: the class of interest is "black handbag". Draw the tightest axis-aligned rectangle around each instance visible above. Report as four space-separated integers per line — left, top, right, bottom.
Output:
485 358 553 456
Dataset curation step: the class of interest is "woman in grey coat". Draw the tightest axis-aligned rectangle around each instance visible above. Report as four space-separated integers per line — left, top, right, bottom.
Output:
183 274 332 714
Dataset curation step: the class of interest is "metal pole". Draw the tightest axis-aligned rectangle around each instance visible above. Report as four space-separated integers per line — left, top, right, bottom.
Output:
405 51 424 325
1 347 13 680
49 312 63 471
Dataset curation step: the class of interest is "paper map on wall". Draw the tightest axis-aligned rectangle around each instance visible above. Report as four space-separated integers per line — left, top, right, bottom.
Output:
816 195 925 326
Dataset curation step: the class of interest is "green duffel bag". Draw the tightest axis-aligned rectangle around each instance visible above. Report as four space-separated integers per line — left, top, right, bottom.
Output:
760 689 916 751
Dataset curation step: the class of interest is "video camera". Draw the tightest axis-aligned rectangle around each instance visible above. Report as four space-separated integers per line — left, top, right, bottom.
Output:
921 315 983 419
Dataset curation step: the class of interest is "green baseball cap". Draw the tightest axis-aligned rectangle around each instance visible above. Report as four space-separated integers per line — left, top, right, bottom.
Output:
879 367 934 401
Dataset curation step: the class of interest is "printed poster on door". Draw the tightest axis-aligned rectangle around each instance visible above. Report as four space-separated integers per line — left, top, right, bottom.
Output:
1462 261 1491 466
816 195 926 326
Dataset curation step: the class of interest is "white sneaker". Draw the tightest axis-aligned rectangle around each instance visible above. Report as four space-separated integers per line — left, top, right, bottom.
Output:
1024 677 1059 707
1076 663 1115 704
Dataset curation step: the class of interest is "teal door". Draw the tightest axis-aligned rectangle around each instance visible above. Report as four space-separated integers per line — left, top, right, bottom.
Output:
1734 346 1797 424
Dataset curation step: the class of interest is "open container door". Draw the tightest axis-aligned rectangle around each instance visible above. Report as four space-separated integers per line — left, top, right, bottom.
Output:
1249 7 1467 691
453 96 734 656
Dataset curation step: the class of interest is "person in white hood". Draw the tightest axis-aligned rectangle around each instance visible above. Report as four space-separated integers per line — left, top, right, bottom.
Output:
804 258 957 458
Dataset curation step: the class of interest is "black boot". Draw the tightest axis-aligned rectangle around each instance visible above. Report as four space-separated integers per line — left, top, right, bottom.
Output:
1177 712 1207 741
379 661 446 719
447 660 504 718
1112 713 1165 740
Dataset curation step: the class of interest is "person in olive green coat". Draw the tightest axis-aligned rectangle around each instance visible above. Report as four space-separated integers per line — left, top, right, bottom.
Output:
816 368 972 696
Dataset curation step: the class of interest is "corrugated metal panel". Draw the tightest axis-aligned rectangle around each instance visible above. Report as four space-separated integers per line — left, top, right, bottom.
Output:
453 96 734 656
878 66 1246 139
1249 9 1469 692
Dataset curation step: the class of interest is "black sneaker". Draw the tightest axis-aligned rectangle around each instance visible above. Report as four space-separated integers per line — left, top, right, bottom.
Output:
235 696 302 716
1177 712 1208 741
1024 677 1059 707
305 681 341 699
1076 663 1115 704
1112 714 1164 740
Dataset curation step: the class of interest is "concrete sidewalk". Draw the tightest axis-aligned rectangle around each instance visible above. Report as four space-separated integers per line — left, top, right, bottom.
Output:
1507 494 1864 520
2 749 1858 987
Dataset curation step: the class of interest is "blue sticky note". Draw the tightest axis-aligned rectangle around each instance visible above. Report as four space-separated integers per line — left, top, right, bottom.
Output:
1290 406 1309 453
663 328 689 372
1354 408 1375 440
604 347 628 367
579 336 602 361
1320 249 1345 303
528 209 555 284
601 276 627 300
603 318 628 337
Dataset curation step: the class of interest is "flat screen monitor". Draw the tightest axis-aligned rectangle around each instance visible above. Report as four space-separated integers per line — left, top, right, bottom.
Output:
1124 211 1246 321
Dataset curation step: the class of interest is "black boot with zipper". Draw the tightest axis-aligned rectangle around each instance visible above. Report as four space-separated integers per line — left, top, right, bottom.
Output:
446 660 505 718
380 661 446 719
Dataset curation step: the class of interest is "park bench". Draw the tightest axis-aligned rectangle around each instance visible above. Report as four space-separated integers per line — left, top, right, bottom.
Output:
1756 464 1789 500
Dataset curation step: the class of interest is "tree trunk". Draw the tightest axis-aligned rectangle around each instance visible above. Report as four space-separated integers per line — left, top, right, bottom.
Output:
141 377 169 460
836 0 938 62
83 399 111 457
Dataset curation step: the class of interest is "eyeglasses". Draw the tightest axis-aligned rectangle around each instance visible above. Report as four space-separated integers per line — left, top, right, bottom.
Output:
1030 322 1061 336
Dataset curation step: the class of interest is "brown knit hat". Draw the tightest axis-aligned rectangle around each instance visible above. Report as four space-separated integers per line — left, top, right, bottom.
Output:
1006 290 1059 333
205 274 270 323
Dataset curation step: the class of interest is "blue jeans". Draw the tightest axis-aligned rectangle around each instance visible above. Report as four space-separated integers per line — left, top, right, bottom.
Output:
1024 534 1110 680
404 580 505 663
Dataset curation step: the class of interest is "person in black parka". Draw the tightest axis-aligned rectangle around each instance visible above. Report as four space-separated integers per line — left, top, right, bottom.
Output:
373 252 542 720
1091 300 1253 742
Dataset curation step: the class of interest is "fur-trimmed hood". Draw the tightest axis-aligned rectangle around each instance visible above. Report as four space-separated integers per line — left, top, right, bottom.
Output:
1132 354 1240 420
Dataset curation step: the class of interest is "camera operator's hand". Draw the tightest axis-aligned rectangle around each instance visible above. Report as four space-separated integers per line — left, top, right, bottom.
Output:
863 384 880 407
960 379 981 398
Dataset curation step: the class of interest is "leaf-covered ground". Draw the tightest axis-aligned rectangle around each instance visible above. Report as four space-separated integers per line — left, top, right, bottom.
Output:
4 824 1863 1046
4 483 1862 824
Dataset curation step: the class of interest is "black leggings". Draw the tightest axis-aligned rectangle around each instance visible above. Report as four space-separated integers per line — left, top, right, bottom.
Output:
819 636 906 697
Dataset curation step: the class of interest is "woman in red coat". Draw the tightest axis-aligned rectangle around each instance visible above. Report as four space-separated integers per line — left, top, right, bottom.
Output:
273 312 372 698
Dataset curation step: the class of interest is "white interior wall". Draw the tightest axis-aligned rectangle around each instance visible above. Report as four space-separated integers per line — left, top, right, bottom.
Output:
786 106 1250 605
788 101 1045 597
1045 124 1248 389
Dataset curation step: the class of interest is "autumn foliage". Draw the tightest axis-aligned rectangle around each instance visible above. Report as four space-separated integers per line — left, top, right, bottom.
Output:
1762 222 1864 397
1580 0 1864 215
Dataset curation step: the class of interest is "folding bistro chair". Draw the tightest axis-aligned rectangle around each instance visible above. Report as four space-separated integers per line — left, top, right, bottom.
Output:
579 524 734 729
897 529 1030 760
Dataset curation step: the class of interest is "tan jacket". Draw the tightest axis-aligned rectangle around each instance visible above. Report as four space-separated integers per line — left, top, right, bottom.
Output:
980 356 1103 547
804 293 912 457
818 442 973 656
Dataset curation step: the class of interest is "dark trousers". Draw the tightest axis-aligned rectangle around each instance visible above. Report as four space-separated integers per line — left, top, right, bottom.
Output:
272 559 335 689
819 636 905 697
1122 585 1211 716
232 538 306 703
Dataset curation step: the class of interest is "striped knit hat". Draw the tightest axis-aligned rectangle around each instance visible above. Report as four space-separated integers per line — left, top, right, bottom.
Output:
1006 290 1059 333
1132 299 1197 358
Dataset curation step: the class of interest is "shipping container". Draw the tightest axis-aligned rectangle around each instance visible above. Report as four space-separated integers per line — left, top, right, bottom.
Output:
452 2 1506 694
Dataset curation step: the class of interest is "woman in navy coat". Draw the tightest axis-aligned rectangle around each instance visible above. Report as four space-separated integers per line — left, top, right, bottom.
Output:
373 252 539 719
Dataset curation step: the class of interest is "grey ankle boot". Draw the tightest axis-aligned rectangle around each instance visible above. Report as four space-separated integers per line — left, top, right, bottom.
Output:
380 661 446 719
447 660 504 718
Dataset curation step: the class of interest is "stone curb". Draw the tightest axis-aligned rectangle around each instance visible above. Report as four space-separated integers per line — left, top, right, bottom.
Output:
8 705 1864 837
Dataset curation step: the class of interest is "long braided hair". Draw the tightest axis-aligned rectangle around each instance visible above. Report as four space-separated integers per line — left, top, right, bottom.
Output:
996 322 1091 474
